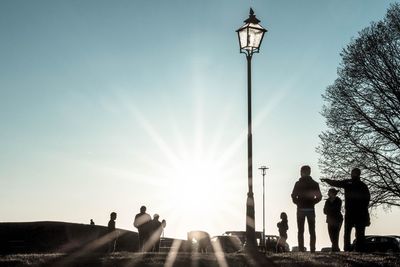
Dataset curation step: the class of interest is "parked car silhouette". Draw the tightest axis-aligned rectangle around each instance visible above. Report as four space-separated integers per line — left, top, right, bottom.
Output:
352 235 400 253
209 235 243 253
223 231 290 252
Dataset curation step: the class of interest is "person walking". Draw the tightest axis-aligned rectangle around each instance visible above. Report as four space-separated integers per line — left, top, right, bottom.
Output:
134 206 152 252
291 165 322 252
321 168 370 252
276 212 288 253
323 188 343 252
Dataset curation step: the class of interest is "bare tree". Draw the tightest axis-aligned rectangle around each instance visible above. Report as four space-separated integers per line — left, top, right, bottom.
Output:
318 4 400 208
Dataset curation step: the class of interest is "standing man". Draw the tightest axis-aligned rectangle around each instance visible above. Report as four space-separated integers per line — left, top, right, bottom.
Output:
134 206 152 252
321 168 370 252
291 165 322 252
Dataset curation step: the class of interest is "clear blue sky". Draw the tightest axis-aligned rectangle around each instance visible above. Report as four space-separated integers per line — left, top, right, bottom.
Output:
0 0 399 249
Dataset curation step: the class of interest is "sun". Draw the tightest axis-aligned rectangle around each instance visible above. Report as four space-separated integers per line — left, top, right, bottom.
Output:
161 156 230 223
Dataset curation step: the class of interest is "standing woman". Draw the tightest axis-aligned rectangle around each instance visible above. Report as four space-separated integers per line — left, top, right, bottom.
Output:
323 188 343 252
276 212 288 253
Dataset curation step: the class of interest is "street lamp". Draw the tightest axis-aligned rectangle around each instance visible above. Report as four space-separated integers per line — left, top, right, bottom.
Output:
236 8 267 249
259 166 269 250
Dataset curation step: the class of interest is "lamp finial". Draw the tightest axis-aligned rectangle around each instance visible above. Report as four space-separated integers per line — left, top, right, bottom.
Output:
244 8 260 24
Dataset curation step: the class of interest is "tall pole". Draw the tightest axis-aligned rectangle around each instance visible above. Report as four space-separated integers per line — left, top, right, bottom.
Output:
245 54 256 248
259 166 269 250
237 7 267 253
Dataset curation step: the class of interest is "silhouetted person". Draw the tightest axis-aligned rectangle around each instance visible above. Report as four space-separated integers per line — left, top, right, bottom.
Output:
323 188 343 252
321 168 370 252
134 206 152 252
149 214 162 252
108 212 117 253
90 219 95 226
291 165 322 252
276 212 288 253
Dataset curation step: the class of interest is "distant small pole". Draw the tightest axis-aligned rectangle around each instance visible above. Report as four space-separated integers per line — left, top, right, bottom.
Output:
259 166 269 250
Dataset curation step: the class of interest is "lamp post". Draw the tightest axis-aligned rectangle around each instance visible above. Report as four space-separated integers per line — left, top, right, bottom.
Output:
236 8 267 249
259 165 269 250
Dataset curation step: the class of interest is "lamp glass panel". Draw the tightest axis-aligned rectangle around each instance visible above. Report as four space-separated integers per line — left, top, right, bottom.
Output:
238 26 248 49
248 24 264 49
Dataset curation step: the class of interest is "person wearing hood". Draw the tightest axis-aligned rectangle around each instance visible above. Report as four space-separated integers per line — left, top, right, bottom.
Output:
323 188 343 252
291 165 322 252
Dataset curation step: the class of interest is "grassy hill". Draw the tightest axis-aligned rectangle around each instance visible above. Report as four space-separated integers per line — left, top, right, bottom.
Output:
0 251 399 267
0 221 139 254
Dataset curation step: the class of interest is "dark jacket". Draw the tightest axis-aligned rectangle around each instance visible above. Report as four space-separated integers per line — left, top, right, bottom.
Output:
134 212 152 234
291 176 322 209
323 197 343 226
325 178 370 226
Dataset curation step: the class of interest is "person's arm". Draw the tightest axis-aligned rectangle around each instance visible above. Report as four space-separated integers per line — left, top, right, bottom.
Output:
323 200 328 215
291 182 299 204
314 183 322 204
321 178 347 188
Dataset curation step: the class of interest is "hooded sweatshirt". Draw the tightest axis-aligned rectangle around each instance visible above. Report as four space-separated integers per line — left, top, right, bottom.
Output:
291 176 322 209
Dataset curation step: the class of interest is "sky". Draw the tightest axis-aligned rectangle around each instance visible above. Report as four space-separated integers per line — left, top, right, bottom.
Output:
0 0 399 250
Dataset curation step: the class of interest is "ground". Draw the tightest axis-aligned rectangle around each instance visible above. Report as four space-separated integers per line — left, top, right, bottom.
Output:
0 252 399 267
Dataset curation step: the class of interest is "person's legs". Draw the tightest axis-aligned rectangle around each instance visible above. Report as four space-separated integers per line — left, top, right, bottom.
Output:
281 236 287 252
330 223 340 252
328 224 335 250
306 210 316 252
343 217 353 252
297 210 306 251
334 220 343 251
139 231 146 252
144 232 151 252
276 237 281 253
355 224 366 252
